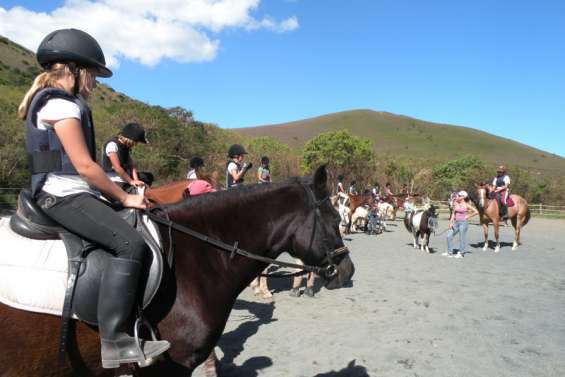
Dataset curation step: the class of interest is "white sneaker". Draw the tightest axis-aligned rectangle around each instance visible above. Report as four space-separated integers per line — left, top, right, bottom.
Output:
454 253 463 259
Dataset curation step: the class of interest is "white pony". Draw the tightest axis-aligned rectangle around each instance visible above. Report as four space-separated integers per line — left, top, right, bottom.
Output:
377 201 394 221
350 206 369 232
332 193 351 235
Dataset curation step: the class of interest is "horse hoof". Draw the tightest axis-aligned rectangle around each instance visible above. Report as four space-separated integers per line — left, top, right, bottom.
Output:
425 247 430 254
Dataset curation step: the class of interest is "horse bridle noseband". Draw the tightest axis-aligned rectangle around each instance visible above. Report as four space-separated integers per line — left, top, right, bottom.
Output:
145 183 349 279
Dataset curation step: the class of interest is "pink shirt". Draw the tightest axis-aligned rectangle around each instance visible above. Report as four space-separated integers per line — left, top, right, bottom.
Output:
453 203 468 221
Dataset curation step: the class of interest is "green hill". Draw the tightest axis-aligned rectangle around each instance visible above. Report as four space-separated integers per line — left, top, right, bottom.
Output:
0 35 241 189
236 109 565 177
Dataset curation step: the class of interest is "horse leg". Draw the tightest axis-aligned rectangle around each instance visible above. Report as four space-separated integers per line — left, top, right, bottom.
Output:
412 230 418 249
512 215 523 251
249 276 260 295
419 232 425 252
259 272 272 299
203 350 218 377
482 222 489 251
494 221 501 253
424 232 430 253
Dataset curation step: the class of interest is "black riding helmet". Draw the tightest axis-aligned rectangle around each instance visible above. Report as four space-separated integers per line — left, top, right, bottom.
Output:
189 156 204 169
228 144 247 157
120 123 147 144
37 28 112 78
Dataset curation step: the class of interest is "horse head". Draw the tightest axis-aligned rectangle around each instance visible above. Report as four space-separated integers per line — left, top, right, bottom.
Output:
426 203 438 218
474 182 491 209
290 166 355 290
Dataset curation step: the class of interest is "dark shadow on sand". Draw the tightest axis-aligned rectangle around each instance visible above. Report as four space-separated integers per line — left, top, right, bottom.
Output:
312 360 370 377
217 299 276 376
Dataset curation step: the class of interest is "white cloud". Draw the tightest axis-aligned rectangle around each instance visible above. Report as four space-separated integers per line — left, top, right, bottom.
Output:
0 0 298 68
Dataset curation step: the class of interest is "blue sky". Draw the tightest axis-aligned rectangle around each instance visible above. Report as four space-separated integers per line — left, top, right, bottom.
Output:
2 0 564 157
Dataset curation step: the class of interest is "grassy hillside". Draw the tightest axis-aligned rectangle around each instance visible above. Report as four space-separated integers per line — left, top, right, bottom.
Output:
0 35 242 189
236 109 565 176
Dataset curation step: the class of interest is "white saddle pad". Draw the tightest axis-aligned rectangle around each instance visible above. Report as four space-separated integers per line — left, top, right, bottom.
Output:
0 214 162 318
0 217 68 316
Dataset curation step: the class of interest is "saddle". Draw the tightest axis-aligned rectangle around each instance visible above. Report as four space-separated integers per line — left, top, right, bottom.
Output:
6 190 165 325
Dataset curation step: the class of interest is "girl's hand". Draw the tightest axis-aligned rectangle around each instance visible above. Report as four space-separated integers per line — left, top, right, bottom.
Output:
121 194 147 209
130 179 146 187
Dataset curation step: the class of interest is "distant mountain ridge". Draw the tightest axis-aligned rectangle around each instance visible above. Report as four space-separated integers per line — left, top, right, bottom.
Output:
236 109 565 176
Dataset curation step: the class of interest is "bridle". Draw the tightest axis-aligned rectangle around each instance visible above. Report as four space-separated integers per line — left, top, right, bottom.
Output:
145 183 349 279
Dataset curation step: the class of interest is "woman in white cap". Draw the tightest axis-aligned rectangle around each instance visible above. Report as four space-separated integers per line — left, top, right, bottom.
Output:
445 191 478 258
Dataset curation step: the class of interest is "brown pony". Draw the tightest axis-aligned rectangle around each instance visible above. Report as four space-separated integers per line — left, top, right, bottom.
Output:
473 183 531 253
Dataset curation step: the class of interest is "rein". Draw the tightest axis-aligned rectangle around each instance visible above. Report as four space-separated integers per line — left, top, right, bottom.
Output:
144 184 349 279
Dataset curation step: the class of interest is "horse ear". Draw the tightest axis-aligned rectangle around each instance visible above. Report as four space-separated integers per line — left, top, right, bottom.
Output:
313 165 328 198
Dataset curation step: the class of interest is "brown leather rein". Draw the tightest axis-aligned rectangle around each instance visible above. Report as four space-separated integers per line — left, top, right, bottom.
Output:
144 184 349 279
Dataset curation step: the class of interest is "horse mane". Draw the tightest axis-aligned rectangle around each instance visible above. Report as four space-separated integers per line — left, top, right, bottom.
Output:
164 177 309 220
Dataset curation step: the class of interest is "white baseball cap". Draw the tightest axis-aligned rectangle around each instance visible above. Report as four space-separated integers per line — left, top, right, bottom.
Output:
457 191 468 198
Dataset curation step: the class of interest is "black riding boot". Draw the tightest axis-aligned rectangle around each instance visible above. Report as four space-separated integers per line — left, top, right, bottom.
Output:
98 258 170 369
500 204 508 219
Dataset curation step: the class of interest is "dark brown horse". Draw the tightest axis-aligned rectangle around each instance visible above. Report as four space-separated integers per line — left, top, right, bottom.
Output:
0 166 354 377
473 183 530 253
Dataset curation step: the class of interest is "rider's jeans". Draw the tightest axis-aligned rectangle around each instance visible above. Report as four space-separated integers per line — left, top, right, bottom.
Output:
36 191 147 263
446 220 469 255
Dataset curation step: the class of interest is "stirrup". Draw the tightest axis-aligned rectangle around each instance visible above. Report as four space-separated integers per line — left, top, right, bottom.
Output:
134 316 159 367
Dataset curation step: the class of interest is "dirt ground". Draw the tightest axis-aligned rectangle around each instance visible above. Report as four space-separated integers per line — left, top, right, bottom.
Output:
198 217 565 377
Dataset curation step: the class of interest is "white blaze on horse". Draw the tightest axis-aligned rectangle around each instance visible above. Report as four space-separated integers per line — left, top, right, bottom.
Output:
403 205 439 253
473 183 530 253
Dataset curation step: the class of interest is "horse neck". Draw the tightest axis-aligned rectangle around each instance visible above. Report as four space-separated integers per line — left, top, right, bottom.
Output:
167 184 305 288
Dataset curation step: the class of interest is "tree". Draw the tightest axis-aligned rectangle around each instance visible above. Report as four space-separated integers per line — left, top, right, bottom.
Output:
302 130 375 187
431 155 490 199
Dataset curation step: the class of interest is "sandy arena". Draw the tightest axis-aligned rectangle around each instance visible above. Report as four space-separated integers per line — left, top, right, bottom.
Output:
199 217 565 377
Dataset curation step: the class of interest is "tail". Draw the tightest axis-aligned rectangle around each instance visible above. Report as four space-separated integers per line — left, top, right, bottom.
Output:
523 208 531 226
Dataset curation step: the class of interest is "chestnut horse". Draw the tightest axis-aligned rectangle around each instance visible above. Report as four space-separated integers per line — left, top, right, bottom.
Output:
0 166 354 377
145 173 219 205
145 180 189 204
472 183 530 253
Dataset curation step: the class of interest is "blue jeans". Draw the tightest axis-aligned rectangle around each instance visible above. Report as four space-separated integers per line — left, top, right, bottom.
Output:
447 220 469 254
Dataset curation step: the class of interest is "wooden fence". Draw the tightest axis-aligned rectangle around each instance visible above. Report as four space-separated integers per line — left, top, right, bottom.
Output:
429 200 565 218
2 188 565 217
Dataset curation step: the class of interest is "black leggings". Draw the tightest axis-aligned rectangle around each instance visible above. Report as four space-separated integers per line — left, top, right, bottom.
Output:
37 192 148 263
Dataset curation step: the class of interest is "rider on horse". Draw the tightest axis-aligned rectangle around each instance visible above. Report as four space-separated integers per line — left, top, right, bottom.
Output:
257 156 271 183
384 182 394 201
226 144 252 189
18 28 169 368
492 165 511 219
187 156 204 179
101 122 152 190
348 180 358 195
